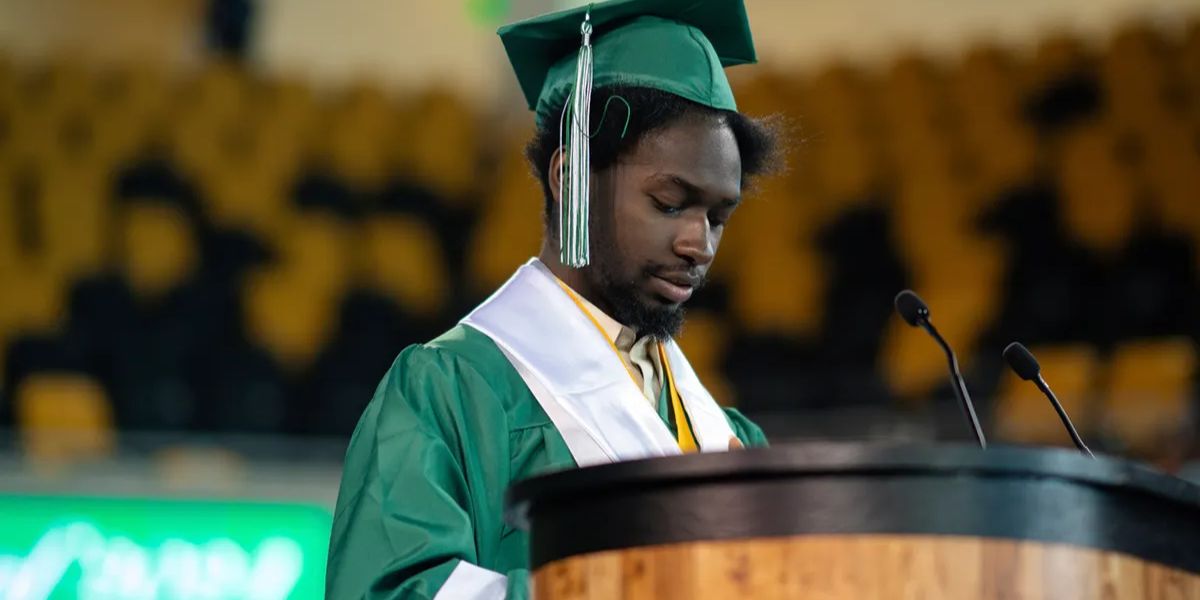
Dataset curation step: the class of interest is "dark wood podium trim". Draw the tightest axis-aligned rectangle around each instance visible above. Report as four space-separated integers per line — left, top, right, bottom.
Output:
507 444 1200 572
532 535 1200 599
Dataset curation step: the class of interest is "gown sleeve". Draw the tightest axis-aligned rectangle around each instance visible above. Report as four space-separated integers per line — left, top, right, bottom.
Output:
722 407 769 448
326 344 530 600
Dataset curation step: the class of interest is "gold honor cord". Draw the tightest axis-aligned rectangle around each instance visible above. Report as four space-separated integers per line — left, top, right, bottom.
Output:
656 342 699 453
555 279 697 452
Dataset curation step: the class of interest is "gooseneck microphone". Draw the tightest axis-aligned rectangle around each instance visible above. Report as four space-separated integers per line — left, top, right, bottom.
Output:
894 290 988 448
1002 342 1094 458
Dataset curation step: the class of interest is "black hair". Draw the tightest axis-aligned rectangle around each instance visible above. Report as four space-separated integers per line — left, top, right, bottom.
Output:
525 85 782 233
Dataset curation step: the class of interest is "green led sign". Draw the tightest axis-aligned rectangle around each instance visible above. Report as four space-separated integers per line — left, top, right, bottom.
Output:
0 495 332 599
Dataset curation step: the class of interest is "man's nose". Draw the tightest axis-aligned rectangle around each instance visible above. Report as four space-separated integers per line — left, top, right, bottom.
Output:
673 214 715 267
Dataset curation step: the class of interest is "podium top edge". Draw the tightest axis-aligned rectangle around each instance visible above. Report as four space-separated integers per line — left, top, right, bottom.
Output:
506 443 1200 523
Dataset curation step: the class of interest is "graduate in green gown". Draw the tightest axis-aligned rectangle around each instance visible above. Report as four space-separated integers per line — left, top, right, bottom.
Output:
326 0 781 597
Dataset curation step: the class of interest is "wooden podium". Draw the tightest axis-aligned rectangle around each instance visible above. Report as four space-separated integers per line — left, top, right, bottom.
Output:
506 444 1200 599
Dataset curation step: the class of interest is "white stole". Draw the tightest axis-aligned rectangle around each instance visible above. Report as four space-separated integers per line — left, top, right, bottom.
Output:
461 258 737 466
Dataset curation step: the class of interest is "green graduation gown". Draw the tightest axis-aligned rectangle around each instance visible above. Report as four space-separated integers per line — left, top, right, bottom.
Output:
325 324 766 599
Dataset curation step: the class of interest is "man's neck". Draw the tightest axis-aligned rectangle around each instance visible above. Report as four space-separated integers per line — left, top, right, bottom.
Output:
536 245 633 336
537 243 581 293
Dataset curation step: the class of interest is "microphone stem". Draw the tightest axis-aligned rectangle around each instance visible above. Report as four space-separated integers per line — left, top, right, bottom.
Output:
920 319 987 449
1034 375 1094 458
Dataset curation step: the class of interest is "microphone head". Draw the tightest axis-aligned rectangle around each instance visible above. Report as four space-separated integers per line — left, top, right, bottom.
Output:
894 290 930 327
1003 342 1041 381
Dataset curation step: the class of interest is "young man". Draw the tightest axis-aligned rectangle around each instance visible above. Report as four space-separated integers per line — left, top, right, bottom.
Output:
326 0 780 597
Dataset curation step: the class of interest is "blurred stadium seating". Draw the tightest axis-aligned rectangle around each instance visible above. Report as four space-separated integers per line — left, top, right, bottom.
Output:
0 17 1198 469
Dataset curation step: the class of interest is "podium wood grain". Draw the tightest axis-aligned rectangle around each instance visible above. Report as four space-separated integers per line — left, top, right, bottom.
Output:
532 534 1200 599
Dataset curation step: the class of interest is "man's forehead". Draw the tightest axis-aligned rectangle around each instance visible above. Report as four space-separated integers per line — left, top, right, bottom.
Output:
622 124 743 200
644 172 741 204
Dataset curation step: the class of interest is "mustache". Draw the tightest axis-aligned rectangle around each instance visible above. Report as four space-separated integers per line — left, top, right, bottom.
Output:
645 264 707 289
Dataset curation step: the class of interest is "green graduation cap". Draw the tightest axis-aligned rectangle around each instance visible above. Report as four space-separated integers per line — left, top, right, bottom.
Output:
498 0 758 268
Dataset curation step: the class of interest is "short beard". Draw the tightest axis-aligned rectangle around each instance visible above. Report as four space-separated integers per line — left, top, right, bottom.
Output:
578 177 690 340
587 256 690 340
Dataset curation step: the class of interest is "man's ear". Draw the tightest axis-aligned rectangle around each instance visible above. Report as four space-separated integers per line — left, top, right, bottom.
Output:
547 146 565 209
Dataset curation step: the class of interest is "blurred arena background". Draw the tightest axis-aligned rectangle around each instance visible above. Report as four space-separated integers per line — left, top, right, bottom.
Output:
1 0 1199 597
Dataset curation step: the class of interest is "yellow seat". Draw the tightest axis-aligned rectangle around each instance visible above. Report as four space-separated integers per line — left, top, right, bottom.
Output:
171 69 298 234
906 240 1006 339
950 44 1019 125
360 214 450 318
1057 124 1136 256
278 212 353 299
35 157 111 281
1101 23 1172 129
881 67 954 175
0 95 17 167
0 163 18 276
198 149 292 243
805 64 882 205
17 57 94 144
885 125 961 188
16 372 115 463
730 241 825 340
892 167 1009 296
8 68 113 278
17 57 112 167
0 53 13 99
168 75 293 241
892 171 971 268
44 56 96 111
167 113 223 186
0 260 67 339
806 64 874 134
91 61 171 162
467 136 544 294
16 91 113 171
961 118 1037 203
676 310 735 406
406 88 481 206
812 131 880 208
1140 123 1200 237
948 44 1038 201
253 76 319 178
319 82 397 190
1183 20 1200 121
880 54 951 147
993 345 1098 447
173 59 248 130
243 268 336 371
4 75 47 165
120 202 198 301
1099 338 1197 457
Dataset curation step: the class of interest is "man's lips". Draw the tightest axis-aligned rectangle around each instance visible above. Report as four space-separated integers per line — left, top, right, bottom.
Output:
648 273 700 304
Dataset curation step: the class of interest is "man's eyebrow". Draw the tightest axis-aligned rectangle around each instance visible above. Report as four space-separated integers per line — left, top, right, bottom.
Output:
648 173 741 205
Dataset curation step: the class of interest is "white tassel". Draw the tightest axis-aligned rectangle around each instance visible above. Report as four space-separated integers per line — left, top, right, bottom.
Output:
558 10 593 268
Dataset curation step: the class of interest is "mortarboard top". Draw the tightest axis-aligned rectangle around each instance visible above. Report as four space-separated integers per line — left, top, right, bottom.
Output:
498 0 757 127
